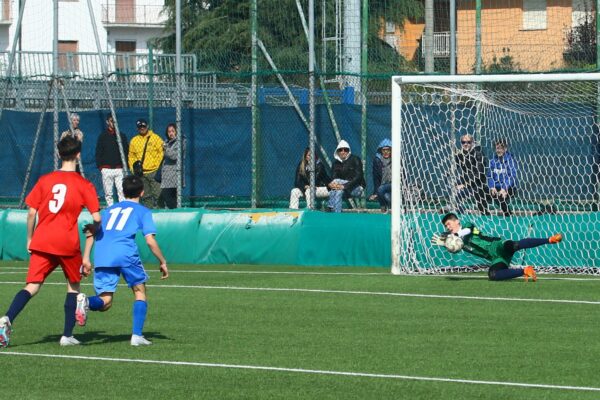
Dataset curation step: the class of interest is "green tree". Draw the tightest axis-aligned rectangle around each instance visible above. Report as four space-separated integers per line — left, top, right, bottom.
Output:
155 0 423 74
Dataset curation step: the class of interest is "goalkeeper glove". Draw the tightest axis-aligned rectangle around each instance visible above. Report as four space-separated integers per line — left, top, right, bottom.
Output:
431 232 449 246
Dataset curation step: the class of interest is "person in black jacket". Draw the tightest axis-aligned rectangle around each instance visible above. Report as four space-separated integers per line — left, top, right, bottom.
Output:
455 134 489 215
95 114 129 206
327 140 366 212
289 147 330 209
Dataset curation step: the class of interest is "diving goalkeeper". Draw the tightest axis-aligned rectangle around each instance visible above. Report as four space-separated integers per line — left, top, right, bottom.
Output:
432 213 562 281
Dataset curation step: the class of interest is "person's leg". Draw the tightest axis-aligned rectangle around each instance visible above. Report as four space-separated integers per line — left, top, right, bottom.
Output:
455 187 470 214
131 284 148 337
290 188 303 209
164 188 177 209
514 234 562 251
328 190 344 212
157 189 166 209
475 187 489 215
62 281 80 341
121 260 151 345
114 169 125 202
101 169 114 207
313 186 330 210
488 263 524 281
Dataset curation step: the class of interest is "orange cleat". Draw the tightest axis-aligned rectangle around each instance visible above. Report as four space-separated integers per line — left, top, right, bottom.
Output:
549 233 563 244
523 266 537 282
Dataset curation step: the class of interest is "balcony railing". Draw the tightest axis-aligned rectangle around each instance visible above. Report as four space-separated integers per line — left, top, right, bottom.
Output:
102 3 166 26
421 32 450 58
0 51 196 79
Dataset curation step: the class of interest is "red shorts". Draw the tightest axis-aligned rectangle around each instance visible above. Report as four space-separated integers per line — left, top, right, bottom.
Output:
27 250 83 284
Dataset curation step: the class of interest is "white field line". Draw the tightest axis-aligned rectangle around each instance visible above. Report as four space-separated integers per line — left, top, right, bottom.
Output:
0 351 599 393
2 266 600 281
0 281 599 305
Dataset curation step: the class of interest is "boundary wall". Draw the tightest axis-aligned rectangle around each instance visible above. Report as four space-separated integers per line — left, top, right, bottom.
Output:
0 209 594 269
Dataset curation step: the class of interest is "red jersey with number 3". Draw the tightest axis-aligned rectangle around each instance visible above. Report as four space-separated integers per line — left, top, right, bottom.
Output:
25 170 100 256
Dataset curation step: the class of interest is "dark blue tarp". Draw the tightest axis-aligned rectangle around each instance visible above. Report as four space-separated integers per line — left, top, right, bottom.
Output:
0 103 598 201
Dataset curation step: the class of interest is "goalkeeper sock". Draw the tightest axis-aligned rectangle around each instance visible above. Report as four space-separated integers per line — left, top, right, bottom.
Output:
517 238 549 250
132 300 148 336
491 268 524 281
6 289 33 323
88 296 105 311
63 292 77 337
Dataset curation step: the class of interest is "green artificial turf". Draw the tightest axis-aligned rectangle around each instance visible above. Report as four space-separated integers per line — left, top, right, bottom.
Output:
0 261 599 399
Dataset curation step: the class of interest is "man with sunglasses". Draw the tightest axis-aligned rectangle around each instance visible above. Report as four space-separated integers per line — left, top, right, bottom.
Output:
326 140 366 212
455 134 489 215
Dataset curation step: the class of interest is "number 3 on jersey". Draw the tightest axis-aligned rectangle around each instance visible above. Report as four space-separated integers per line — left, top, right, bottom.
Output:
49 184 67 213
106 207 134 231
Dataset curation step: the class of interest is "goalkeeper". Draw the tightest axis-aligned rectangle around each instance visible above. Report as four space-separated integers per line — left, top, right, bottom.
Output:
432 213 563 281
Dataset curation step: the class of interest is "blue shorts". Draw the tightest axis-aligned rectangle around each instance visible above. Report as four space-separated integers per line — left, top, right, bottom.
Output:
94 260 149 294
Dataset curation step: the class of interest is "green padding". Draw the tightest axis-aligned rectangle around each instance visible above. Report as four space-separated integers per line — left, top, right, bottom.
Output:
1 210 28 260
298 211 390 267
196 209 301 265
136 209 202 264
1 209 598 269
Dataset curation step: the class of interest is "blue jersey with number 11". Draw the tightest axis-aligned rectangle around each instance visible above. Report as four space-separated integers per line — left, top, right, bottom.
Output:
94 200 156 268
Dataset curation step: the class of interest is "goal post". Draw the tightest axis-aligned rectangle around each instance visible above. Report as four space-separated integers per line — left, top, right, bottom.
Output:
391 73 600 275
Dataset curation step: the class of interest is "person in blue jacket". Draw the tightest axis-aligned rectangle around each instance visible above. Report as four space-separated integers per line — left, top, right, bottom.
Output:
487 139 517 216
368 138 392 212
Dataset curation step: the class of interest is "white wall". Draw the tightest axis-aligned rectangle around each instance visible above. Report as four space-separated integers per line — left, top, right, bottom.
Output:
3 0 165 53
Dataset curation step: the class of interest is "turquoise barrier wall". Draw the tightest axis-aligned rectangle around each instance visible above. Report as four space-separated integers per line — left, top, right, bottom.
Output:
0 209 597 269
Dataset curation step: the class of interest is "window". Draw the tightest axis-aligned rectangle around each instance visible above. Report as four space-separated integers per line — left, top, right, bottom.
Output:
115 41 137 72
523 0 547 30
58 41 78 73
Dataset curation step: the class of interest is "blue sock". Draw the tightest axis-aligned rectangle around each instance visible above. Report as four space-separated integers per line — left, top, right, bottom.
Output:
88 296 105 311
492 268 524 281
6 289 33 323
63 293 77 337
132 300 147 336
517 238 549 250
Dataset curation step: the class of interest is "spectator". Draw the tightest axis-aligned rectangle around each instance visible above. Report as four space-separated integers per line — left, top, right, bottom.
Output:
289 147 330 209
368 138 392 213
327 140 366 213
488 139 517 216
158 123 181 209
95 114 129 206
455 134 489 215
60 113 84 142
128 119 163 209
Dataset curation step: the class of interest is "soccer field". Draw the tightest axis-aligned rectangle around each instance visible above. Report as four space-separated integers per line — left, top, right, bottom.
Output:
0 261 599 399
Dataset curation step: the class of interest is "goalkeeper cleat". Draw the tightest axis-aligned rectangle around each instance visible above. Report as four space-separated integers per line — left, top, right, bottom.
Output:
523 266 537 282
75 293 89 327
0 316 11 348
131 335 152 346
549 233 563 244
59 336 81 346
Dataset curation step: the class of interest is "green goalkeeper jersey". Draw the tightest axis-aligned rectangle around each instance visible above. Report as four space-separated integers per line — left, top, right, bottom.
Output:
459 222 513 265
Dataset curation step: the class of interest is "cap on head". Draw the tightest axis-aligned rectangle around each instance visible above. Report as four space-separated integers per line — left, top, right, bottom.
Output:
136 119 148 128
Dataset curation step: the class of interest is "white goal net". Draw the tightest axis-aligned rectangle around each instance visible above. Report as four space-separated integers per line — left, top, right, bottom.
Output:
391 73 600 275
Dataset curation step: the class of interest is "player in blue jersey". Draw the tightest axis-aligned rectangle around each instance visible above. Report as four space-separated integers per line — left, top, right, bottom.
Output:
79 175 168 346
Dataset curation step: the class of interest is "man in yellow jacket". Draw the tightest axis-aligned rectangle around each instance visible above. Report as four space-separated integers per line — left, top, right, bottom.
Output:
128 119 164 208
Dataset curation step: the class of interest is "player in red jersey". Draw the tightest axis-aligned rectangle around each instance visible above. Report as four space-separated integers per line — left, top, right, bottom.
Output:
0 136 101 347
